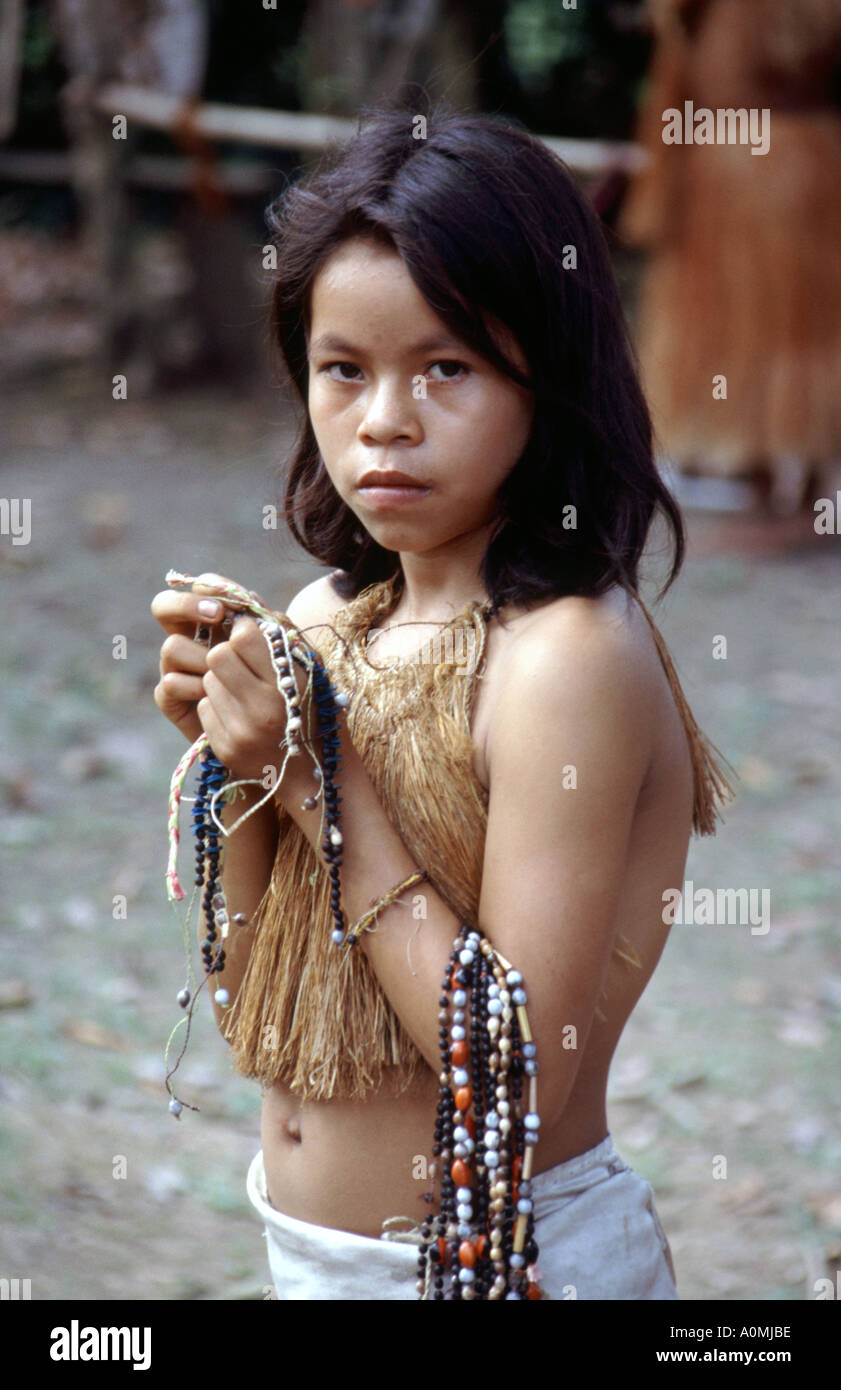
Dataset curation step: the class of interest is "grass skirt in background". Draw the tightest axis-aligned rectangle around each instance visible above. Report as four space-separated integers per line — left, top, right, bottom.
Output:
619 0 841 512
627 115 841 510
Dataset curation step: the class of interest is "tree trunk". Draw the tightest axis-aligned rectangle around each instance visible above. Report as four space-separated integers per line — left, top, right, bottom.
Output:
0 0 26 142
51 0 208 379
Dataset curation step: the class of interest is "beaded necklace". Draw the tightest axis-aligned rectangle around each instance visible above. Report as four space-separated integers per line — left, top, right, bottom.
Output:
420 931 544 1299
159 568 545 1300
162 571 351 1119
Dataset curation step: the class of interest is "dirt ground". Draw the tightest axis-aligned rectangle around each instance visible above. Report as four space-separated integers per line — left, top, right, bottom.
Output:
1 284 839 1302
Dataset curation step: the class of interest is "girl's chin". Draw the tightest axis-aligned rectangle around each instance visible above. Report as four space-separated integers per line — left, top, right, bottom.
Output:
356 513 432 539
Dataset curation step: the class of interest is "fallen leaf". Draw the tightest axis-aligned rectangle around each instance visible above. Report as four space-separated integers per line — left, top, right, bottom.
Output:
803 1193 841 1233
0 980 34 1008
672 1068 711 1091
62 1019 127 1050
736 756 778 790
1 769 39 811
59 748 109 782
732 977 767 1006
715 1174 769 1210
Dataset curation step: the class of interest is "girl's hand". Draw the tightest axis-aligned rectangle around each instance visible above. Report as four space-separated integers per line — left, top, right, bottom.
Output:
151 578 231 744
153 571 329 788
198 612 306 785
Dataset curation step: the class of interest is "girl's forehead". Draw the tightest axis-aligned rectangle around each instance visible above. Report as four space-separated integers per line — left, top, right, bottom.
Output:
312 237 419 306
309 238 452 342
315 233 403 280
307 233 528 375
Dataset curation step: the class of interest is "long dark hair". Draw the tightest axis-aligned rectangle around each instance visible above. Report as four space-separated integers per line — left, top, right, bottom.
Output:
266 104 684 610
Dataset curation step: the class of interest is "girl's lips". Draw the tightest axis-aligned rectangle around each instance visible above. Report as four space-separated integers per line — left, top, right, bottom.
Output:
358 485 432 507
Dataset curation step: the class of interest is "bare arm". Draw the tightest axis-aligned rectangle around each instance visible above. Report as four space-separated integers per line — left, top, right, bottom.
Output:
172 575 654 1127
273 601 654 1125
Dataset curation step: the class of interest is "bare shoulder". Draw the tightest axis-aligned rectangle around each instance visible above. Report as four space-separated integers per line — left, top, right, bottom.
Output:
283 569 350 637
495 585 655 686
484 586 661 773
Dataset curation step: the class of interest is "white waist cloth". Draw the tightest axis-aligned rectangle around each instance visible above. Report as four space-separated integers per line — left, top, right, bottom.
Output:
246 1132 679 1301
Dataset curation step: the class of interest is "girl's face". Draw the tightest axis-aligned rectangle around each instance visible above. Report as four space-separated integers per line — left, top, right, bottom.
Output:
306 237 533 558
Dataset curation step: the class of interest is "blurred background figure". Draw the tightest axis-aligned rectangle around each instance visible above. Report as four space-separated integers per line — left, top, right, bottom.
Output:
619 0 841 516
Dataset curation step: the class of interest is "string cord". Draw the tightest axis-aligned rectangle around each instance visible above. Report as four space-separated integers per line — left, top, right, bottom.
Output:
162 567 360 1110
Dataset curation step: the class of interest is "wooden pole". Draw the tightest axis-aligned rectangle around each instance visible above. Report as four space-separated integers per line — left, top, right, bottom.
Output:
93 82 647 176
94 85 357 155
0 0 25 142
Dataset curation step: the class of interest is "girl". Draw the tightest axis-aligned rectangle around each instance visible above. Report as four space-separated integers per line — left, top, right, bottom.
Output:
151 106 735 1300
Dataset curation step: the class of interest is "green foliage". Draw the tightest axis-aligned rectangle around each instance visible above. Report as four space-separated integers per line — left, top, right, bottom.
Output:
506 0 589 87
22 1 56 72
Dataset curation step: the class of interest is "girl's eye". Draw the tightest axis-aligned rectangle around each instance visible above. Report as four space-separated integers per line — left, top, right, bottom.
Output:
426 360 468 382
323 361 363 381
318 361 469 383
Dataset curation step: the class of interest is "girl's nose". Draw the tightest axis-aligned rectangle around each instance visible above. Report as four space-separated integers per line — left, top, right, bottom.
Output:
357 377 423 446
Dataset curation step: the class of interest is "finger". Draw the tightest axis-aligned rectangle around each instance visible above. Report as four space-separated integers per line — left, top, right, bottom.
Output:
188 573 278 627
160 671 206 704
196 695 229 764
202 666 253 726
191 573 250 610
205 636 256 696
151 589 228 636
160 632 210 676
203 665 285 745
228 616 277 680
204 623 275 688
192 573 270 612
234 614 317 686
200 671 271 761
191 571 234 594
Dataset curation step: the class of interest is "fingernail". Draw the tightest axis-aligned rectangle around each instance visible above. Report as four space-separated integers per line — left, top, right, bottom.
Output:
198 599 220 617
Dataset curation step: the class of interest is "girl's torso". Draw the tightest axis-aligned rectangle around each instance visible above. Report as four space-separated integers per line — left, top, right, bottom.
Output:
258 578 695 1237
